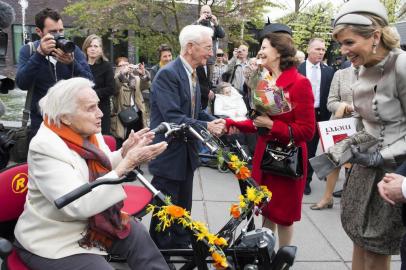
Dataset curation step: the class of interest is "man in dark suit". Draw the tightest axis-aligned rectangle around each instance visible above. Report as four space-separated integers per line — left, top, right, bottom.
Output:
298 38 334 195
196 65 212 110
148 24 225 250
378 163 406 269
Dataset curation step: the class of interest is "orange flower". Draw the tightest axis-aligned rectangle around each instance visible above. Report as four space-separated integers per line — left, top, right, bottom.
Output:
212 252 228 269
236 166 251 180
214 237 228 247
166 205 185 218
230 204 241 219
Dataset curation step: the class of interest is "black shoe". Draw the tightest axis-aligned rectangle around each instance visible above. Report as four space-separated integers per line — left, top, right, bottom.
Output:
304 183 311 195
333 189 342 198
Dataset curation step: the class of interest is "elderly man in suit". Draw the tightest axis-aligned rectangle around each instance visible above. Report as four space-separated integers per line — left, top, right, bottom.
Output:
298 38 334 195
148 24 225 250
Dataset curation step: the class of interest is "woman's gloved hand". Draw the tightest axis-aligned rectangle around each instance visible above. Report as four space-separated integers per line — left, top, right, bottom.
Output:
349 145 383 167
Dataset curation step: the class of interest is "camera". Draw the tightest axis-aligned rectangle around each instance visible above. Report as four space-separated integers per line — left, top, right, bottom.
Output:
0 132 14 154
52 33 75 53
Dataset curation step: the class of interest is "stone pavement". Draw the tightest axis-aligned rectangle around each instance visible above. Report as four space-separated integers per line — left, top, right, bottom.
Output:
2 164 401 269
135 164 401 270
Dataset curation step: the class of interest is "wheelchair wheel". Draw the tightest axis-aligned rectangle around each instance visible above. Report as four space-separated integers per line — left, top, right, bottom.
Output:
217 162 229 173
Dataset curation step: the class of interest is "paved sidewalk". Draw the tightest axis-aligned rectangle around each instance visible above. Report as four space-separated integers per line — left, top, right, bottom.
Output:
137 165 401 270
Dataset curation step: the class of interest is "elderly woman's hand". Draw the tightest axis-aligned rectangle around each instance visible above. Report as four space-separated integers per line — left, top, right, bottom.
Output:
253 115 273 129
115 141 168 177
121 128 154 157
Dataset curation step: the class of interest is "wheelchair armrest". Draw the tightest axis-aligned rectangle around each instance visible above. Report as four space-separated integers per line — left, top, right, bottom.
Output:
0 237 13 259
270 245 297 269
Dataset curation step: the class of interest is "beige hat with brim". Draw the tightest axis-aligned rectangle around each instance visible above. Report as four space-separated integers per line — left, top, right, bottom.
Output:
334 0 388 27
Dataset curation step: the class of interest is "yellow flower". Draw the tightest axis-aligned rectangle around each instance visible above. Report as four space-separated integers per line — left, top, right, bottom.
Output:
246 187 257 202
166 205 186 218
228 162 238 170
230 155 238 162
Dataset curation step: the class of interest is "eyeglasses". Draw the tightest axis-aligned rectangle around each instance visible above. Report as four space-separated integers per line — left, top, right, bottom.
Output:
117 63 129 67
216 53 224 57
192 41 213 52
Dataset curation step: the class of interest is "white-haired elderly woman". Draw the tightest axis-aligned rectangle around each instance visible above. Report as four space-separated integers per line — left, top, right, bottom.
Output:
13 78 169 270
332 0 406 269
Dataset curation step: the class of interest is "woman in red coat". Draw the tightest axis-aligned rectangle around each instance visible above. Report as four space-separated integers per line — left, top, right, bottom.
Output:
226 32 315 246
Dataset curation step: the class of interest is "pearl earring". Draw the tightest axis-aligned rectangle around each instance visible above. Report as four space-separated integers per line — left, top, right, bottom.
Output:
372 43 377 54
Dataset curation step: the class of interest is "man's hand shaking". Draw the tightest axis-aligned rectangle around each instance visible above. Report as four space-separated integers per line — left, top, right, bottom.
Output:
207 118 226 137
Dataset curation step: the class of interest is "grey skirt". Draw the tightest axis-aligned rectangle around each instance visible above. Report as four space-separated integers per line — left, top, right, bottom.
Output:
341 164 405 255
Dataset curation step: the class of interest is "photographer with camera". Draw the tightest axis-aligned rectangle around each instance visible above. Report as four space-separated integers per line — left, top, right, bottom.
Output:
194 5 225 85
111 57 151 148
16 8 93 139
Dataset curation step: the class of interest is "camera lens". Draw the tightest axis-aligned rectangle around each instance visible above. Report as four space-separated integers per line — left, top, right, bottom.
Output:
57 39 75 53
53 33 75 54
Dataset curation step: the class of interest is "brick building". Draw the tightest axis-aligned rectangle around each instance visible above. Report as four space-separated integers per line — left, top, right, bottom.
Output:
1 0 132 80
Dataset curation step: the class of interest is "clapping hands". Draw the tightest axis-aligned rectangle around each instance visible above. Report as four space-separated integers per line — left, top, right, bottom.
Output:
116 128 167 176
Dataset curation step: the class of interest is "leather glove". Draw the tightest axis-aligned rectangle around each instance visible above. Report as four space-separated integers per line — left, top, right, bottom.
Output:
349 145 384 168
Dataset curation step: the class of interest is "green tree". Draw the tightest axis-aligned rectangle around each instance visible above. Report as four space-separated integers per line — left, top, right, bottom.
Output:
64 0 276 63
279 2 335 52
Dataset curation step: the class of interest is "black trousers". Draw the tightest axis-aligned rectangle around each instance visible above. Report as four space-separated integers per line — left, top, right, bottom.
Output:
15 220 169 270
306 108 322 184
149 162 194 249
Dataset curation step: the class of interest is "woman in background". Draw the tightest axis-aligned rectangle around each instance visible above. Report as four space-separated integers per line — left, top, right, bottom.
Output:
82 34 115 134
111 57 150 147
310 64 356 210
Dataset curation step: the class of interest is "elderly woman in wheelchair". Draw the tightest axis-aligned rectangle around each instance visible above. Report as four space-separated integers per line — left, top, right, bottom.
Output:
5 78 169 270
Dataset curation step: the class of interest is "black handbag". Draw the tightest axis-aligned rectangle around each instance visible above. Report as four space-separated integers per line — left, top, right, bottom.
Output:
118 106 139 126
260 125 303 178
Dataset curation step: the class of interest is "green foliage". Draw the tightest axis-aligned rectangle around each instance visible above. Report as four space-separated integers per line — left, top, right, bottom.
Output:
278 2 335 52
379 0 403 23
64 0 275 62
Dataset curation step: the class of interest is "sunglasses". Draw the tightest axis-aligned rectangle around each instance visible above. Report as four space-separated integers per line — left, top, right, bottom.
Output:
216 53 224 57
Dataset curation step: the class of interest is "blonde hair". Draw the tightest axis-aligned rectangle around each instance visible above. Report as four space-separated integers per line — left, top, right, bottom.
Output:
333 14 400 50
82 34 108 62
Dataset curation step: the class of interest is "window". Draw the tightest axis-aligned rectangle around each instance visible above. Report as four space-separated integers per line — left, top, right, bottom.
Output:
12 24 39 63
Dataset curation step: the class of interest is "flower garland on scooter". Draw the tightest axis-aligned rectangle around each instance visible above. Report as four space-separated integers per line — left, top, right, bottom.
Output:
148 151 272 269
147 199 229 269
217 150 272 219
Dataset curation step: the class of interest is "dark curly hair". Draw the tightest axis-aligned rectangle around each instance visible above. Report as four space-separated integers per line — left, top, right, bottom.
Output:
262 32 298 71
35 8 61 31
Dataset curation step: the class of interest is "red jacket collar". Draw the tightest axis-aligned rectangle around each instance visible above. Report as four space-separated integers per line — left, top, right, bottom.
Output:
275 67 298 89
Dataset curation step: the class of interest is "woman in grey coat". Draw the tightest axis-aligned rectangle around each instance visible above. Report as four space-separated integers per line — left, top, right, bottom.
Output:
333 0 406 269
310 65 356 210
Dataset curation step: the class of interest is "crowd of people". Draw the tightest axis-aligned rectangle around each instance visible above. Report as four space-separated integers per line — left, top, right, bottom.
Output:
6 0 406 269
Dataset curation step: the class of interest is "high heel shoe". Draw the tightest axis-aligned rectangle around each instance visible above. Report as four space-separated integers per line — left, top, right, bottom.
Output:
310 199 334 210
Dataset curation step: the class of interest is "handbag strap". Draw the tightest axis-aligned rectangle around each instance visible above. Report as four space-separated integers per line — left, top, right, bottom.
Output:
287 125 295 148
22 42 35 128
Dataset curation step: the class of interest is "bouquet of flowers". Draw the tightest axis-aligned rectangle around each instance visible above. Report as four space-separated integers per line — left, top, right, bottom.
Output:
248 68 292 116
